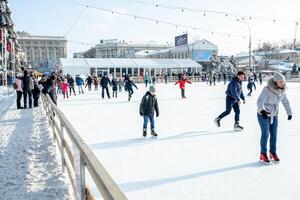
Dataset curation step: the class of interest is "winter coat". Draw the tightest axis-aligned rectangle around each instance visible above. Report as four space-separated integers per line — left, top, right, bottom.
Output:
111 79 118 91
100 76 111 87
257 78 292 124
86 76 93 85
14 78 23 92
174 79 191 90
139 91 159 116
67 77 75 86
225 77 245 102
61 82 70 93
22 75 34 92
32 81 41 97
125 80 138 90
75 77 84 86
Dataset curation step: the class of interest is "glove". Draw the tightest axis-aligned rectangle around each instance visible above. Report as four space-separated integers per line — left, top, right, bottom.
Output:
243 100 246 104
288 115 292 120
260 110 270 119
140 112 143 116
156 113 159 117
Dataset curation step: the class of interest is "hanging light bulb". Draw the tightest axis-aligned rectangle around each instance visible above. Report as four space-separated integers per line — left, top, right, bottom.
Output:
182 9 184 12
111 11 114 14
203 13 206 16
226 13 228 17
156 4 159 7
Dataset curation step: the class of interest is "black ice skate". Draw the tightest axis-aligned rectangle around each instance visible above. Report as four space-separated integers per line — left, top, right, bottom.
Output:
234 123 244 131
143 129 147 137
151 129 158 137
214 118 221 127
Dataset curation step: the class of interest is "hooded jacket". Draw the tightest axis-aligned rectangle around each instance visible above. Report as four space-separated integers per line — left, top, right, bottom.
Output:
139 91 159 116
257 78 292 124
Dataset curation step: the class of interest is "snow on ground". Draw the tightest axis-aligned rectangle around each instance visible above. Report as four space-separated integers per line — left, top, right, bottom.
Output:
0 86 14 103
0 95 71 200
58 81 300 200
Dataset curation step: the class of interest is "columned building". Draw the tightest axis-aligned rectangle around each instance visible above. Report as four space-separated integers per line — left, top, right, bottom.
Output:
18 33 67 71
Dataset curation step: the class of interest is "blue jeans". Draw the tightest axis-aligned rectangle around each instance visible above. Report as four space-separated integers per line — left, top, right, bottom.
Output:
218 96 240 123
143 114 155 130
257 113 278 154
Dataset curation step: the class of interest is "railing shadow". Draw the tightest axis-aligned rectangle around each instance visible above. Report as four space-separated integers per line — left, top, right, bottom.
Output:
89 130 237 150
119 161 266 193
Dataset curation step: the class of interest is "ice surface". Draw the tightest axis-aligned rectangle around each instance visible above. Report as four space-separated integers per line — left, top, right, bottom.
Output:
58 81 300 200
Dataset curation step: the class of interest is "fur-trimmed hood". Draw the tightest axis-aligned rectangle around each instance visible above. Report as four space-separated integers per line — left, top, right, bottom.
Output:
267 78 286 95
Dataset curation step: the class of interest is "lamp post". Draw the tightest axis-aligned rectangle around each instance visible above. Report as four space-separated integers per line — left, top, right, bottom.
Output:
236 19 252 73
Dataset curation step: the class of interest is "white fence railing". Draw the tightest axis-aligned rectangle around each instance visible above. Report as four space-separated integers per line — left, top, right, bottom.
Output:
42 94 127 200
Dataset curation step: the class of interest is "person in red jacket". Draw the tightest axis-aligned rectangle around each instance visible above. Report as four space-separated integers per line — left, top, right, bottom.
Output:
174 75 192 98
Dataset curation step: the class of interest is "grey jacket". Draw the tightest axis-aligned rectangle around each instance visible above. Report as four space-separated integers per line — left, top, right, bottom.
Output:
257 78 292 123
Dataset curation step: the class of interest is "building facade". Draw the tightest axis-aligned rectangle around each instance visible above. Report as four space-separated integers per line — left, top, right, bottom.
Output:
143 39 218 62
18 33 67 71
95 39 172 58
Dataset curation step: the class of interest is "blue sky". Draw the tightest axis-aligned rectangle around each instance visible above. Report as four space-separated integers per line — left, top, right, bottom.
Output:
11 0 300 57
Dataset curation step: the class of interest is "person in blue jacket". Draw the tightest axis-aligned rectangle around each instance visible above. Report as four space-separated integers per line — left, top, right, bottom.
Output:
75 75 84 94
214 71 246 131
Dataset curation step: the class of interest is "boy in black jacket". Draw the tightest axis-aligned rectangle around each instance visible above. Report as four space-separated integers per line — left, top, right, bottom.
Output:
139 86 159 137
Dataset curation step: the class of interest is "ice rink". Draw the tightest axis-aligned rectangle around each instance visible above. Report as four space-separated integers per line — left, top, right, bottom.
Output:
58 81 300 200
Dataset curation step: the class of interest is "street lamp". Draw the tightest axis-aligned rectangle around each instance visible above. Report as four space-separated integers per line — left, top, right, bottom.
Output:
236 19 252 73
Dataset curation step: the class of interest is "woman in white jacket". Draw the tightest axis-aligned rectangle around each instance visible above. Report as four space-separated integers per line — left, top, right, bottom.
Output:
257 72 292 163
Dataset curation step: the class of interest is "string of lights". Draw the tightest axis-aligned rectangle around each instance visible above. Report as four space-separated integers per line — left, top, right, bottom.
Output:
123 0 299 23
62 0 265 42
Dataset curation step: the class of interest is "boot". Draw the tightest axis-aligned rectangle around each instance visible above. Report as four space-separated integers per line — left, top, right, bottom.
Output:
260 153 270 163
234 122 244 131
270 152 280 162
143 129 147 137
214 118 221 127
151 129 158 137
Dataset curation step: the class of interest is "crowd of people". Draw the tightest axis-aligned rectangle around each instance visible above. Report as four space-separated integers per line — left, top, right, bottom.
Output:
12 68 292 164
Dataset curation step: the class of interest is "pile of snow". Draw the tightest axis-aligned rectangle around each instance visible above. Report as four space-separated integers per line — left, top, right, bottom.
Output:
58 81 300 200
0 95 71 199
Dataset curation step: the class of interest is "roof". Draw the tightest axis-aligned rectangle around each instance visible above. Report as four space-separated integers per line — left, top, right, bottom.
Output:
60 58 202 69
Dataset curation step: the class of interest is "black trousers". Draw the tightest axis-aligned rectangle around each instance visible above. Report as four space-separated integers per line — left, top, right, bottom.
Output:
181 89 185 98
16 91 22 109
23 91 32 108
102 86 110 98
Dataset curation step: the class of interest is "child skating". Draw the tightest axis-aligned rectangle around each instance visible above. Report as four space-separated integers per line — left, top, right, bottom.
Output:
174 74 192 99
139 86 159 137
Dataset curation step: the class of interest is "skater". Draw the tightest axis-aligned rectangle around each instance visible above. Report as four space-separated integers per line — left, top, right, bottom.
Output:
247 77 255 96
61 79 70 99
32 78 41 107
174 75 191 99
214 71 246 131
223 73 227 85
22 70 34 109
56 76 62 94
75 75 84 94
100 74 111 99
257 73 292 163
164 73 168 84
258 73 263 85
93 75 99 91
111 76 118 98
118 79 123 92
67 75 76 96
144 72 150 87
124 76 138 101
85 75 93 91
212 73 216 86
14 74 23 109
152 76 156 85
139 86 159 137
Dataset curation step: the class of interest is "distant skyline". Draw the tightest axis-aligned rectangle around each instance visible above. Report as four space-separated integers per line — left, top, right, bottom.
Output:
11 0 300 57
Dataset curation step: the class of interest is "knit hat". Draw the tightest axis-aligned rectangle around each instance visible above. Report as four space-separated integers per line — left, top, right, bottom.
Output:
273 72 285 82
149 86 156 93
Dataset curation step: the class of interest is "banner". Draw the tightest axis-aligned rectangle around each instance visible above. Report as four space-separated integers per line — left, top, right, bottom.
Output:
192 50 214 62
175 33 188 47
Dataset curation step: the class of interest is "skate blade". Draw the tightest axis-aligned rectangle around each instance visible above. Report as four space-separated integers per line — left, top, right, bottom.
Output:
234 128 244 132
270 159 280 164
260 160 271 165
